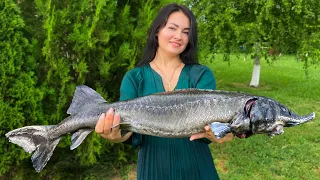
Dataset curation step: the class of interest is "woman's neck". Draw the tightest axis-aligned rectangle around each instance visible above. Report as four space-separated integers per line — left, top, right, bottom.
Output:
150 49 185 92
152 50 182 68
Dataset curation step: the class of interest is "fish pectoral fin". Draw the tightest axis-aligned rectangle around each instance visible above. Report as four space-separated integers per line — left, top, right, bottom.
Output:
70 129 93 150
210 122 232 139
111 123 132 137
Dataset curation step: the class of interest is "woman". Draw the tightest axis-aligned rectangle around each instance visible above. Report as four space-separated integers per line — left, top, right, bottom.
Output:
95 3 233 180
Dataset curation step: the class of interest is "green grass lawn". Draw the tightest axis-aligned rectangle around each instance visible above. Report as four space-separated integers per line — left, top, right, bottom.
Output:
208 54 320 180
112 54 319 180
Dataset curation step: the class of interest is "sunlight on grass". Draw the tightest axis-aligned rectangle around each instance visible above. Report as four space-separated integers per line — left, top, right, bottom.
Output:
208 54 320 180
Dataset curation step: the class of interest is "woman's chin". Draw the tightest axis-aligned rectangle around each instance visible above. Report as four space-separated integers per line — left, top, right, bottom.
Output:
165 48 184 57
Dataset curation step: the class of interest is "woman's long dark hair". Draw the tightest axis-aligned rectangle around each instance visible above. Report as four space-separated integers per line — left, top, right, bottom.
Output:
136 3 198 67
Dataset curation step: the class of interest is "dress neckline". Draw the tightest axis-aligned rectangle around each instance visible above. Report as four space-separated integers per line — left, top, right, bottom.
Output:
148 63 186 92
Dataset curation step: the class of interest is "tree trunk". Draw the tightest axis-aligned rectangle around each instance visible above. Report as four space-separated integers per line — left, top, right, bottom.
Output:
249 55 260 87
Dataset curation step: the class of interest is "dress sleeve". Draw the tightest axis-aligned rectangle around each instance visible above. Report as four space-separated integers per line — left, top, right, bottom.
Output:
120 72 138 101
195 66 216 144
120 71 142 149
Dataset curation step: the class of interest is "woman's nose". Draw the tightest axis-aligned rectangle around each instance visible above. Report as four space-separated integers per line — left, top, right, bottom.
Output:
173 31 182 40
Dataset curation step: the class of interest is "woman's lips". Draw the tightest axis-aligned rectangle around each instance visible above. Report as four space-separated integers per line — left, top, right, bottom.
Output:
169 41 181 47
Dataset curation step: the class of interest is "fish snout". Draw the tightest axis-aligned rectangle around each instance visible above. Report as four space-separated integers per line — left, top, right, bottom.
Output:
280 112 316 127
277 102 315 126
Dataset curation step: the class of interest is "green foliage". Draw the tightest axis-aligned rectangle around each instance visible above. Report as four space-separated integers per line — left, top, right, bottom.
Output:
1 0 176 179
299 31 320 76
187 0 320 70
0 0 43 175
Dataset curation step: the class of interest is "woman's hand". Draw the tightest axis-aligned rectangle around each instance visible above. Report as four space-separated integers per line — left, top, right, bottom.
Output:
189 125 233 143
95 108 132 143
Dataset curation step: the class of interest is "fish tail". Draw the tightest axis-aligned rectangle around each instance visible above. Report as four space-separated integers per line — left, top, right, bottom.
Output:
5 125 60 172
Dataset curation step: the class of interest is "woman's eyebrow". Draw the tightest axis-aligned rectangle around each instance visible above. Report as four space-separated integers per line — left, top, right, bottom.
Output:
169 23 190 30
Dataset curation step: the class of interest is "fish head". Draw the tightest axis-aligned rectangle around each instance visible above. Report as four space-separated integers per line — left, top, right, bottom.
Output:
248 98 282 137
249 97 315 137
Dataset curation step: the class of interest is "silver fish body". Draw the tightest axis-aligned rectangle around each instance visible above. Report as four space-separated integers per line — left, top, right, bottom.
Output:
5 85 315 172
113 90 247 137
50 88 248 139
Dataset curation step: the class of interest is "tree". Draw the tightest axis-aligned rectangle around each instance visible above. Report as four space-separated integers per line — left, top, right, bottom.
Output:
187 0 320 87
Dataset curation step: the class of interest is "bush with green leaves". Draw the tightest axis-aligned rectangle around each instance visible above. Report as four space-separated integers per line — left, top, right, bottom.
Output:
1 0 173 179
0 0 43 175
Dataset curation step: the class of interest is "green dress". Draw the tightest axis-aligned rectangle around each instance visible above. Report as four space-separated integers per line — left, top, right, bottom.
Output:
120 64 220 180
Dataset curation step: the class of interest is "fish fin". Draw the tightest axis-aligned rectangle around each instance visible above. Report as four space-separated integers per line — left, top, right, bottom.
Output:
120 130 130 137
32 137 61 172
210 122 232 139
111 122 131 128
111 123 131 137
70 129 93 150
111 122 132 130
67 85 107 115
5 125 59 172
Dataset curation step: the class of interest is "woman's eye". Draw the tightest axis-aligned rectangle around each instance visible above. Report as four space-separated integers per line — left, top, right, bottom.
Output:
183 31 189 35
168 27 175 30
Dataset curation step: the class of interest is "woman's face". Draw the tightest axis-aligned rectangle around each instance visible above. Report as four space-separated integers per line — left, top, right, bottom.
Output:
157 11 190 57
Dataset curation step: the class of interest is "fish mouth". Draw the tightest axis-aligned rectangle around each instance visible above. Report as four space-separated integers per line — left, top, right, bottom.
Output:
235 124 284 139
239 124 284 138
268 124 284 137
235 132 253 138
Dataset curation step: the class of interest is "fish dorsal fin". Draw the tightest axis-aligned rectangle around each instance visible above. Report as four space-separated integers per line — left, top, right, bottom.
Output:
67 85 107 115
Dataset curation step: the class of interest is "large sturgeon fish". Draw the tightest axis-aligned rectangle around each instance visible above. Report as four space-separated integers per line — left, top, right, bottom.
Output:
6 85 315 172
